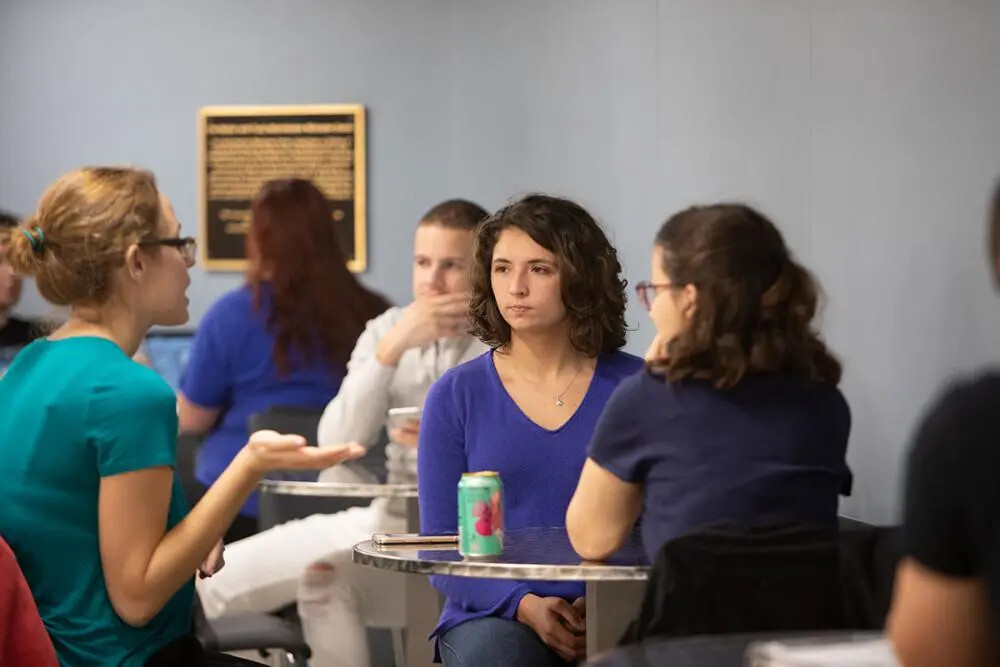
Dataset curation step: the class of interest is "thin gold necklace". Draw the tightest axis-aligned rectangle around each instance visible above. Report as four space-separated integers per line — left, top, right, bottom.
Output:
507 357 587 407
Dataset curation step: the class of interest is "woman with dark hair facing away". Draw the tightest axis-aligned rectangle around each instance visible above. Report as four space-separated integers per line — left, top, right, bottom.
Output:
0 167 363 666
567 203 852 562
888 181 1000 667
419 194 644 666
178 179 389 540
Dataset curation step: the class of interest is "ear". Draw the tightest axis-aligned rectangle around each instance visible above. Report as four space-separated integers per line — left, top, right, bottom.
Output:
124 244 146 282
680 283 698 317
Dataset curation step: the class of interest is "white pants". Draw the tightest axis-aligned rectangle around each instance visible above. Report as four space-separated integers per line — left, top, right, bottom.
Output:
197 499 407 667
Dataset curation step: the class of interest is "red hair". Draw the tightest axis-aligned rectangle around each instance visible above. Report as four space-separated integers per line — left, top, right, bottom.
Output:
247 179 389 374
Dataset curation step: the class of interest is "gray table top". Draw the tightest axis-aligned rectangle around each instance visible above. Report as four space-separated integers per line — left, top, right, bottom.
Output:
353 526 650 581
259 480 418 498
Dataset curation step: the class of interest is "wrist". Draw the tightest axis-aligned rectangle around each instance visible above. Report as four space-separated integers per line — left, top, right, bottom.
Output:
515 593 539 623
231 448 267 483
375 331 405 367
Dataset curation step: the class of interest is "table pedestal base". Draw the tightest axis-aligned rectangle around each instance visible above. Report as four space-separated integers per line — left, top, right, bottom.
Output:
586 580 647 657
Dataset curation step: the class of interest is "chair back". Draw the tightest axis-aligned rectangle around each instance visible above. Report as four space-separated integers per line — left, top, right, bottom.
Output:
0 536 58 667
621 523 870 645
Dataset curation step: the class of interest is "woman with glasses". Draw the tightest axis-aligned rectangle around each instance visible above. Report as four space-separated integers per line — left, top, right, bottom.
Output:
567 203 852 563
177 178 390 541
0 167 364 666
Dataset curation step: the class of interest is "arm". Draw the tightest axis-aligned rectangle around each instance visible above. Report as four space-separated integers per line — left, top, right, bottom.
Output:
888 560 995 667
177 393 219 436
317 314 397 448
567 459 642 561
418 375 531 617
888 380 997 665
568 376 647 560
177 303 230 435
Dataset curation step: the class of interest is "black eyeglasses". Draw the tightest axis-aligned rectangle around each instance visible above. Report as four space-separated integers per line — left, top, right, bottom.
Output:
139 236 197 266
635 281 677 311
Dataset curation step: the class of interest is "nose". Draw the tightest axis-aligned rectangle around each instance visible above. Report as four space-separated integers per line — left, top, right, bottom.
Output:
507 267 528 296
429 265 446 292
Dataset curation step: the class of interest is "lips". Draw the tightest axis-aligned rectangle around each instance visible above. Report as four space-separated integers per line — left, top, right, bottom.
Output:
506 305 532 314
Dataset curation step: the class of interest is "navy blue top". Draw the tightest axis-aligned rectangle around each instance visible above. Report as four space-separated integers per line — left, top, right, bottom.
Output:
181 285 346 516
419 350 644 642
589 369 852 562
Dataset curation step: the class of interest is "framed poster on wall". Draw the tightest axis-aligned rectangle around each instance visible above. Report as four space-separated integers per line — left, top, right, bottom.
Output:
197 104 367 272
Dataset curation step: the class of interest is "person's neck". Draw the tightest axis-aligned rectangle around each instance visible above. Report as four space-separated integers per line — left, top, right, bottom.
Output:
51 304 148 358
0 306 10 330
500 326 589 380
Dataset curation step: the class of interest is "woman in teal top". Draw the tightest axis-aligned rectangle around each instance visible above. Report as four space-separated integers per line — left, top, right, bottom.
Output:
0 167 363 667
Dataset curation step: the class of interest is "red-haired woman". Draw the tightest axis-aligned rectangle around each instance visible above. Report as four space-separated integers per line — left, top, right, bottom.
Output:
178 179 389 540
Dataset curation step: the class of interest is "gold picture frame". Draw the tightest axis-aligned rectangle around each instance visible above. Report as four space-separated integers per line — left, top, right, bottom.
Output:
197 104 367 272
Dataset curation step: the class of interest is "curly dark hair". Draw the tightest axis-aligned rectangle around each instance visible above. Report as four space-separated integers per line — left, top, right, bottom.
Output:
469 194 628 356
652 203 842 388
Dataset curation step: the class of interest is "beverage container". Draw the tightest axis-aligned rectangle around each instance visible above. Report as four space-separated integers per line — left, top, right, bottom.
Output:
458 471 504 559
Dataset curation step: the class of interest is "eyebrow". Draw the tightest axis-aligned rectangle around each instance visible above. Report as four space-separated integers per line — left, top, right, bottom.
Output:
492 257 557 266
415 254 465 262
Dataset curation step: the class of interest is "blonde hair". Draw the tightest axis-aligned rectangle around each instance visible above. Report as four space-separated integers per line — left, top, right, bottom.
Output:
8 167 162 307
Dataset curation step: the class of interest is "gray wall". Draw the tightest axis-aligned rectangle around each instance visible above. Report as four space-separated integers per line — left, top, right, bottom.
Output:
2 0 999 524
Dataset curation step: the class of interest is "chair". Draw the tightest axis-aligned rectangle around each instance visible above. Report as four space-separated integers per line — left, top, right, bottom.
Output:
620 523 872 645
0 536 59 667
196 406 396 666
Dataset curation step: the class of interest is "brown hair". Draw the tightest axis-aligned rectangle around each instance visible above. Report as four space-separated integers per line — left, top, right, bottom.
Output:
652 203 841 388
419 199 489 230
8 167 161 307
469 194 628 356
247 178 390 374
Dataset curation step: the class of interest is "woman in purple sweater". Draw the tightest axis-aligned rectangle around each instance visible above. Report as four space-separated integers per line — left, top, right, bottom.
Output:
418 195 643 666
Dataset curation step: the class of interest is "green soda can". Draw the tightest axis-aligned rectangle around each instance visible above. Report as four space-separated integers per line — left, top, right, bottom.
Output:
458 471 505 559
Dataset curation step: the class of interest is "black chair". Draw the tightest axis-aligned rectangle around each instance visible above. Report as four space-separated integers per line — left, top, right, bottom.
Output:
620 522 874 646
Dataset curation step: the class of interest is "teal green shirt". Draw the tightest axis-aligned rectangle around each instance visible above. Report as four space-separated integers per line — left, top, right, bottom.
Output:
0 337 193 666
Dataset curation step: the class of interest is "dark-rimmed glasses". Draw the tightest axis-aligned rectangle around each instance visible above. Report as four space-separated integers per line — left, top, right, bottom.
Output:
635 281 676 311
139 237 197 266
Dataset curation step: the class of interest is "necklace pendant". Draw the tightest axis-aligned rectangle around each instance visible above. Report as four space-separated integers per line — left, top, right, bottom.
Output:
555 397 564 407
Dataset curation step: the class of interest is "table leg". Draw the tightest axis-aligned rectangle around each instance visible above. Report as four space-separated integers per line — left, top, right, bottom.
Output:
585 580 647 657
403 497 437 667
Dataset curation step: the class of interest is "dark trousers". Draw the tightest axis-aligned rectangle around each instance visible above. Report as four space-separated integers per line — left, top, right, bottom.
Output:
146 636 261 666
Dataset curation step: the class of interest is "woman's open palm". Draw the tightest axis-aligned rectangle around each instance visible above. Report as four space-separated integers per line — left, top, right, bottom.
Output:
241 430 365 475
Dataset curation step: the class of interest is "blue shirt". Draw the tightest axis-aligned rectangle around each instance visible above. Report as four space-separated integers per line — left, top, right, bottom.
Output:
418 350 644 641
181 285 347 516
0 338 192 666
589 369 852 562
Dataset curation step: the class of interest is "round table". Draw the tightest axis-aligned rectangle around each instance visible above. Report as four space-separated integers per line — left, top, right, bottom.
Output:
259 479 418 498
354 527 650 664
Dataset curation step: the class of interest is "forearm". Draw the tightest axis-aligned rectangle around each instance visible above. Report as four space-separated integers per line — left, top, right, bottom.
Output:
138 453 261 617
317 359 395 448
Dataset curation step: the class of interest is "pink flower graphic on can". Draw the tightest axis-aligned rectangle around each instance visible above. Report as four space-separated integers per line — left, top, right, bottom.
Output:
472 491 505 539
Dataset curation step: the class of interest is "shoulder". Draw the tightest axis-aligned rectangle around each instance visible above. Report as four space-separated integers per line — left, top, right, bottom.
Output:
598 351 645 380
435 351 493 391
911 372 1000 462
96 355 175 404
80 347 176 426
201 286 255 324
425 351 493 405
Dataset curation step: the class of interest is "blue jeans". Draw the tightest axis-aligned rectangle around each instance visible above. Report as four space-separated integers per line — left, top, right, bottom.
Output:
439 617 573 667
